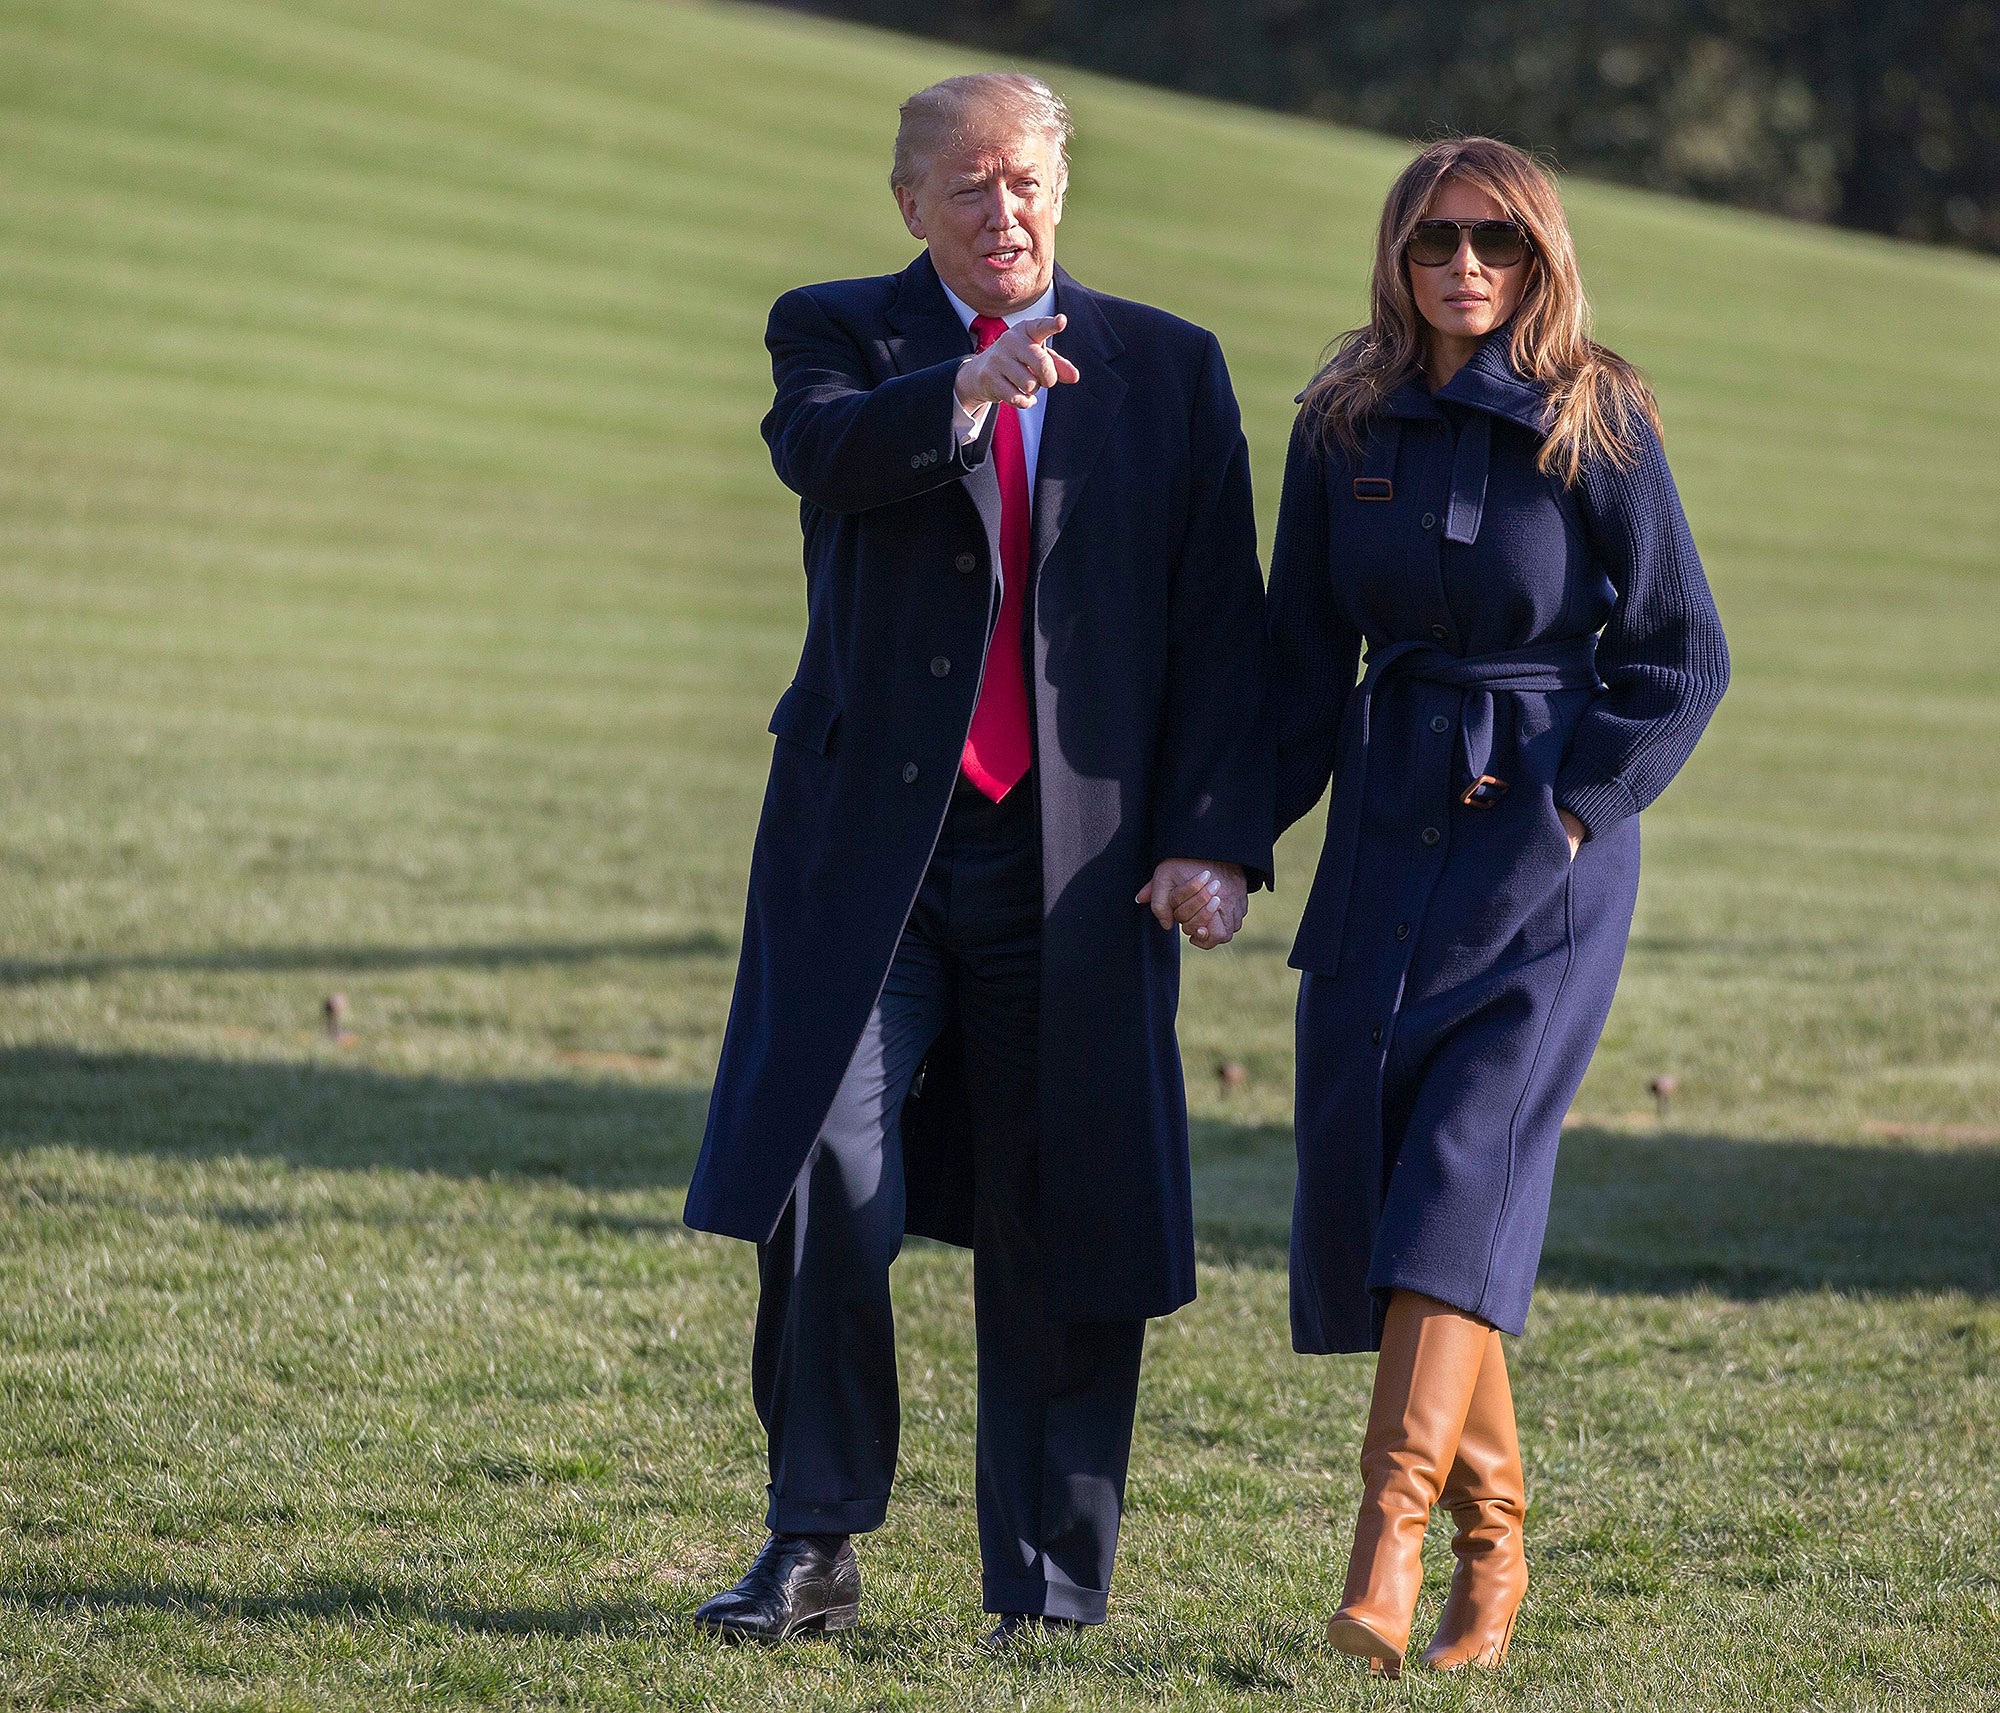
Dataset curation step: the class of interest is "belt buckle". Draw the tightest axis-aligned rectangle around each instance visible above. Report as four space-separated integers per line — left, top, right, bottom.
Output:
1352 477 1393 501
1460 774 1508 810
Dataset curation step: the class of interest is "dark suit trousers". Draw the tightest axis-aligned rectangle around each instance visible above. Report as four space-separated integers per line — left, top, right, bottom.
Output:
751 779 1147 1624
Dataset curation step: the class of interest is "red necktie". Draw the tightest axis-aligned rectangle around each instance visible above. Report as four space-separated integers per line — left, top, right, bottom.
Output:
961 314 1032 802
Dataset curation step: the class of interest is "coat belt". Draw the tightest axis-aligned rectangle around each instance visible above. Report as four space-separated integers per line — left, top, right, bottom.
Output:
1311 636 1602 975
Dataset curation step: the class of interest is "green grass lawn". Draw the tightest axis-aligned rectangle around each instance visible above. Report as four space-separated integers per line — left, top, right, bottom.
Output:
1 0 1996 1706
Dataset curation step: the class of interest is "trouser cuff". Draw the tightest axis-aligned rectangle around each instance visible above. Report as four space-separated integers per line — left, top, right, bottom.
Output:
765 1490 890 1534
982 1574 1109 1625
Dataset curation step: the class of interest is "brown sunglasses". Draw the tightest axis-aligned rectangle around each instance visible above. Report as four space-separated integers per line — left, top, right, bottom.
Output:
1406 219 1530 268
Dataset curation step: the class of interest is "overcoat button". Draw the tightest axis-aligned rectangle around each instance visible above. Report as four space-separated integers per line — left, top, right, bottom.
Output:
910 455 923 469
1422 512 1436 530
1430 715 1449 733
1370 1025 1384 1046
1421 826 1441 846
902 762 919 783
930 656 951 677
955 552 977 572
1430 623 1449 640
1395 922 1411 941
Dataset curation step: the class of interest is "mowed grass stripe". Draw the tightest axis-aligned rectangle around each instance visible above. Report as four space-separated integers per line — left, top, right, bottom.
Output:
0 0 1994 1115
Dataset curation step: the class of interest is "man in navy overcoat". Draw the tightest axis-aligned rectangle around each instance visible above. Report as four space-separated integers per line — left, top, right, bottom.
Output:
684 73 1271 1642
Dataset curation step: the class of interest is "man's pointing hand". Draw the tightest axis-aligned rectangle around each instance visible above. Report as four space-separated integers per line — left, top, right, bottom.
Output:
955 314 1082 413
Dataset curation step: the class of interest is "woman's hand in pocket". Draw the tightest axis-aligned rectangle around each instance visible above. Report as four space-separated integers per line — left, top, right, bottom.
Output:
1558 809 1585 860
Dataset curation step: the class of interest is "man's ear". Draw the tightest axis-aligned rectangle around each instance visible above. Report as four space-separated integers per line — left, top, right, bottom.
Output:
894 183 926 241
1051 172 1066 227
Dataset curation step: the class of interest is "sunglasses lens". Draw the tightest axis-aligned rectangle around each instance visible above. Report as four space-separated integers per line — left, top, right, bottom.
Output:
1408 220 1529 267
1406 221 1460 266
1471 221 1527 265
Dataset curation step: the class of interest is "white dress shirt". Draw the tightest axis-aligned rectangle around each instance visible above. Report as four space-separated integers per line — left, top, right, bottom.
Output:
941 280 1056 490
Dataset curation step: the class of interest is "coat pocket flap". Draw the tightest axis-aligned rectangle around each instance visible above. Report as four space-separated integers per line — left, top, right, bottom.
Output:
767 682 840 755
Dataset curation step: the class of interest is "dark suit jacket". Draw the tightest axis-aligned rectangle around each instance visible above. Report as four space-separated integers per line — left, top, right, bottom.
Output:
682 252 1271 1320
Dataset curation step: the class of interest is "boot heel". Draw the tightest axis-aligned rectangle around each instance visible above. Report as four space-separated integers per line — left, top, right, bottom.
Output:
817 1602 860 1634
1328 1614 1404 1677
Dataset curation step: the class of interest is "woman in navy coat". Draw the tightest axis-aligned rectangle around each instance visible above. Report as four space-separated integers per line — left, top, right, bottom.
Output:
1267 137 1728 1677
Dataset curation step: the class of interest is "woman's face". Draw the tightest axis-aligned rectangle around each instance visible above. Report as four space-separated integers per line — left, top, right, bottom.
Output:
1406 179 1531 348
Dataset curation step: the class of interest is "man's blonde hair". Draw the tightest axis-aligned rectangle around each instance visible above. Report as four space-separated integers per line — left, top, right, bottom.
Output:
890 73 1073 193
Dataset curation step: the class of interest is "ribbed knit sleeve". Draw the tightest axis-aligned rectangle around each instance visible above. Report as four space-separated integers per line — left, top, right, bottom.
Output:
1555 419 1731 840
1268 408 1363 838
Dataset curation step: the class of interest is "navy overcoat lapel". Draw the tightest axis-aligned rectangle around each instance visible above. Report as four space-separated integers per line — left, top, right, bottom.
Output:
876 255 1126 591
882 253 1004 585
1033 266 1126 575
882 251 974 376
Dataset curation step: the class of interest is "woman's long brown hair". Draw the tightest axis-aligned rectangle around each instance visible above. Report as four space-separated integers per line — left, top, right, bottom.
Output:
1302 136 1661 483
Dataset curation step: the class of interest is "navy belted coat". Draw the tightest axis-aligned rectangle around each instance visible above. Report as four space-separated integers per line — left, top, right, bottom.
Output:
683 253 1272 1322
1269 331 1729 1350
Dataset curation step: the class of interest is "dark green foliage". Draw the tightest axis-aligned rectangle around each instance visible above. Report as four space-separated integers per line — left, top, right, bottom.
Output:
787 0 2000 252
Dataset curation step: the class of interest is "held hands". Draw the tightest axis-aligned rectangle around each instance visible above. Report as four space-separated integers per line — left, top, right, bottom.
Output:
1558 809 1585 861
955 315 1080 413
1136 859 1249 950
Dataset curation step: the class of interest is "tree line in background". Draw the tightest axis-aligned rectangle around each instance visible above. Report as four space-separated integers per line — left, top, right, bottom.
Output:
785 0 2000 255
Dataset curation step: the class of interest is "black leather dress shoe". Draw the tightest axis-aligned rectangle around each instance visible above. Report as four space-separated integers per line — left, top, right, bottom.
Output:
693 1533 860 1642
984 1612 1085 1649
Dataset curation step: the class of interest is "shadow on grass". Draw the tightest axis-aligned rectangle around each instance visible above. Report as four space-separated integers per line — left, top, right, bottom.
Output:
1540 1121 2000 1299
0 934 731 988
0 1046 709 1189
3 1049 1995 1299
0 1577 663 1636
1188 1115 2000 1300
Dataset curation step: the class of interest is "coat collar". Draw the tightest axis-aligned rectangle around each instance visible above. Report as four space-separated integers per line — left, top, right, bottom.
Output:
1033 264 1126 574
883 251 974 373
884 253 1127 578
882 252 1126 371
1379 326 1553 436
1357 330 1548 549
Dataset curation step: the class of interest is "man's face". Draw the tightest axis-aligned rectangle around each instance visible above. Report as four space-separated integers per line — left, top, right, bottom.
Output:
895 121 1064 317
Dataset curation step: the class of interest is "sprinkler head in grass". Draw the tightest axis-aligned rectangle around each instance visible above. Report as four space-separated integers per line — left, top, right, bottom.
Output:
1648 1074 1677 1120
323 992 356 1047
1217 1059 1248 1095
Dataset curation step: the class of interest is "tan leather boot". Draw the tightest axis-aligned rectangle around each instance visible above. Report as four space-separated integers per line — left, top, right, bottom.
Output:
1326 1291 1492 1679
1419 1328 1528 1670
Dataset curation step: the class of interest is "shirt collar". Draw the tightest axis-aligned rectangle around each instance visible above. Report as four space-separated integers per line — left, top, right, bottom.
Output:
939 278 1057 334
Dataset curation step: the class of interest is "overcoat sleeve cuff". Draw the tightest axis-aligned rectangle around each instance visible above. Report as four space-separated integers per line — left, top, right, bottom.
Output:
1152 825 1276 894
1553 773 1641 843
870 358 994 484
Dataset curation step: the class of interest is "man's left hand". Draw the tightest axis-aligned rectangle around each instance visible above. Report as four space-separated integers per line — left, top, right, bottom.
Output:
1135 859 1248 949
